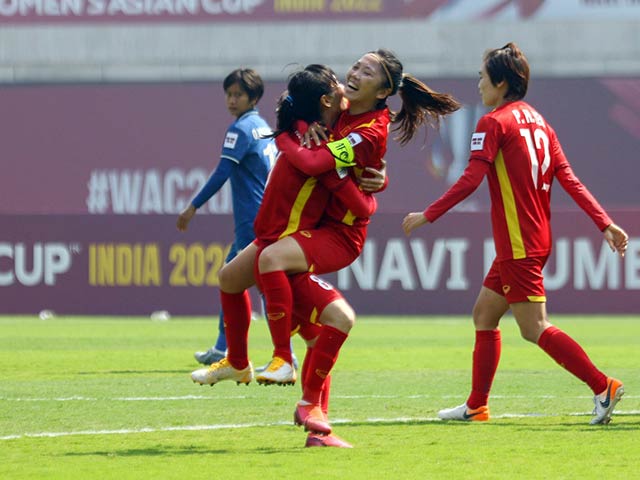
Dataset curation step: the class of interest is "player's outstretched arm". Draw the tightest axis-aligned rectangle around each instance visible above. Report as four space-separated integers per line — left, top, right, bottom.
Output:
604 223 629 257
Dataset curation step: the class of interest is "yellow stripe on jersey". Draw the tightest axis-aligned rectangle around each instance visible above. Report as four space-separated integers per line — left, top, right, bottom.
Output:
356 119 376 129
309 307 319 325
279 177 318 239
527 295 546 303
339 118 376 137
339 165 364 225
494 149 526 259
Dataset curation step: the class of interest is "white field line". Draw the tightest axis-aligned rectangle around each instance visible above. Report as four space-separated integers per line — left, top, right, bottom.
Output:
1 394 639 402
2 411 640 441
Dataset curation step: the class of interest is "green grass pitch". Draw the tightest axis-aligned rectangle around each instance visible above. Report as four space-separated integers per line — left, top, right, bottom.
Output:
1 314 638 479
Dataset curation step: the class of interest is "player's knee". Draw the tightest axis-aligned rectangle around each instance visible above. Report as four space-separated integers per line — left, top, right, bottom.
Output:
472 311 495 330
518 326 539 343
219 263 242 292
258 246 280 272
339 306 356 332
321 300 355 333
218 263 231 289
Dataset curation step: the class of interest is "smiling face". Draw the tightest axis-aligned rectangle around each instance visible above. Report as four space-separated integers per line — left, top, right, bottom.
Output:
225 82 255 118
344 53 391 114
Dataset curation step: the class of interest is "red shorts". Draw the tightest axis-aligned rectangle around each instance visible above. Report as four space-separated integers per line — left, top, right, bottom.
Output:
483 256 548 304
292 222 367 275
290 273 343 341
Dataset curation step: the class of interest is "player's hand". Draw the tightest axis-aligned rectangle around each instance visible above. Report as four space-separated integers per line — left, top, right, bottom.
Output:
301 122 329 148
176 204 196 232
604 223 629 257
402 212 428 236
358 159 386 192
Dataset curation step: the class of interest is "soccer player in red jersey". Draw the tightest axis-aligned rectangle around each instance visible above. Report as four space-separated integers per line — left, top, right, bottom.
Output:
403 43 628 425
190 64 383 386
256 50 461 387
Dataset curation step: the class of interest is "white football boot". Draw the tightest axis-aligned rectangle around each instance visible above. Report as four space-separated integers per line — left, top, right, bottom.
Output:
191 358 253 386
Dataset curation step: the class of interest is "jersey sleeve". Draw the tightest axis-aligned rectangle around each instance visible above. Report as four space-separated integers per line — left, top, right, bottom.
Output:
317 170 377 219
191 157 235 209
555 163 612 231
221 125 251 164
549 126 570 172
348 122 385 169
469 115 502 165
275 132 337 176
424 159 490 222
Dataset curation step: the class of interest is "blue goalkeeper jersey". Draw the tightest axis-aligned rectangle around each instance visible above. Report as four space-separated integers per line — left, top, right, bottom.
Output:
193 108 274 247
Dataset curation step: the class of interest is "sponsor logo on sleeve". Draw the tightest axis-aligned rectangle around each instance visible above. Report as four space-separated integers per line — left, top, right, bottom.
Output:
224 132 238 149
346 133 363 146
470 132 486 151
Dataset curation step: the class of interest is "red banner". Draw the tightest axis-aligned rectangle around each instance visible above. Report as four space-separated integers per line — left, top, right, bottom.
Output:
0 0 446 24
1 211 638 315
2 78 639 215
2 78 639 315
3 0 640 24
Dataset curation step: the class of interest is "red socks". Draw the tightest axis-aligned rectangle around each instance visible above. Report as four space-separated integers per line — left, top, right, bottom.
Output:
467 329 501 409
320 374 332 415
301 346 332 414
538 326 607 395
303 325 348 405
260 270 293 364
466 325 608 408
220 290 252 370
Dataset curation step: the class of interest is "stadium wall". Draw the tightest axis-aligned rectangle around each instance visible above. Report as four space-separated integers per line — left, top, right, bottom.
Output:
2 2 640 82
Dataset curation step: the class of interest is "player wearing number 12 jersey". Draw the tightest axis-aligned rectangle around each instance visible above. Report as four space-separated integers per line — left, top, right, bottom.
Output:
403 43 628 425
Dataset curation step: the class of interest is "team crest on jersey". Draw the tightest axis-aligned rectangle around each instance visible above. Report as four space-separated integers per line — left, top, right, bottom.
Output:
224 132 238 149
470 132 486 151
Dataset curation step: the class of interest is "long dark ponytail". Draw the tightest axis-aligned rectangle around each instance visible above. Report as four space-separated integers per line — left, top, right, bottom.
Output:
371 48 461 145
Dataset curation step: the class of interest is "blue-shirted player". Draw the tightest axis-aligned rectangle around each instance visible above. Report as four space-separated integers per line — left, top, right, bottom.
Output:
177 68 277 365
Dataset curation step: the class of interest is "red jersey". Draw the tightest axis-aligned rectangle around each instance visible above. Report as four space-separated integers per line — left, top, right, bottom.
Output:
425 100 611 261
325 107 390 227
253 130 331 244
254 129 376 245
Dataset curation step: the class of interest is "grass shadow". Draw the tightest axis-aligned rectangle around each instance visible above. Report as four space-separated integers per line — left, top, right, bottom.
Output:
61 444 302 458
77 370 189 375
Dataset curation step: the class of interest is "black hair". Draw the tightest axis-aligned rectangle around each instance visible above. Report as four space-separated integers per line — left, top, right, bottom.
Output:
369 48 461 145
270 64 339 138
483 42 530 101
223 68 265 103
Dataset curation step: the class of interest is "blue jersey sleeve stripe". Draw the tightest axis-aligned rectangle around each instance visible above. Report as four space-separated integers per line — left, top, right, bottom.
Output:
220 154 241 164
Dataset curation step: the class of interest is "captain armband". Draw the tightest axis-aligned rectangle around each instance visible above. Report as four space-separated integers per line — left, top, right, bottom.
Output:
326 132 363 169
